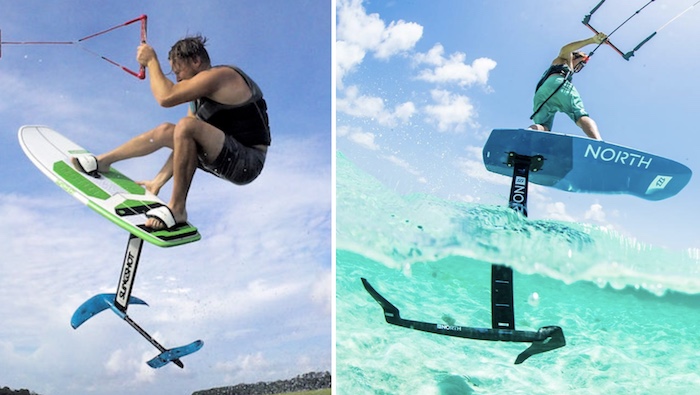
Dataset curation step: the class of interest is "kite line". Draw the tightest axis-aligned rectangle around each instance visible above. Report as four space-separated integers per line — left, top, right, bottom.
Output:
582 0 700 62
0 15 147 79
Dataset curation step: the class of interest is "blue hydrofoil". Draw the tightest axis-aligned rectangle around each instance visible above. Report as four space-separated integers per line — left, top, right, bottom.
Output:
71 234 203 369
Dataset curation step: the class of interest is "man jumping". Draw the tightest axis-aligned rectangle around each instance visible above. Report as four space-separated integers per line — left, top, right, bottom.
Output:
529 32 607 140
73 35 270 230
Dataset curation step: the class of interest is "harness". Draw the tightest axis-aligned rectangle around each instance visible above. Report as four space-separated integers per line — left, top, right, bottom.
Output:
534 64 572 93
530 64 574 120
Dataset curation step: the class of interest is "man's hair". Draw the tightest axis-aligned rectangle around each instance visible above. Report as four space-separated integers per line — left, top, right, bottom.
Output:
168 35 211 66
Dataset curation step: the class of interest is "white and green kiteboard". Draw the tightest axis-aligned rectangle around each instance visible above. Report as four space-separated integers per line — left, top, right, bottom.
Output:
18 125 201 247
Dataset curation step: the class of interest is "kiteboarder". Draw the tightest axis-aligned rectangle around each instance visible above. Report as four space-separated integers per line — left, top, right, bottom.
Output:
72 35 271 230
529 32 607 140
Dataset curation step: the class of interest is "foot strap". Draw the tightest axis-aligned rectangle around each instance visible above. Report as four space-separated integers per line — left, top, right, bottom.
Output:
73 155 100 178
146 206 177 229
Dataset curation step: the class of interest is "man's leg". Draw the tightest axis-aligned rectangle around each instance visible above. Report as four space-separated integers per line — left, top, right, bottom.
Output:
576 116 602 140
530 104 554 132
95 122 176 171
145 117 225 230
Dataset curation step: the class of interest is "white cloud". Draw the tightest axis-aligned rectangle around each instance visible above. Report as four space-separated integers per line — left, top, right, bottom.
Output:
585 203 608 223
337 125 379 150
544 201 576 222
337 85 415 127
310 269 332 314
455 145 502 184
349 130 380 150
374 19 424 59
413 43 447 66
335 40 365 89
415 44 497 88
335 0 495 148
214 352 272 383
335 0 423 86
393 101 417 122
424 89 478 132
337 86 384 118
336 0 422 59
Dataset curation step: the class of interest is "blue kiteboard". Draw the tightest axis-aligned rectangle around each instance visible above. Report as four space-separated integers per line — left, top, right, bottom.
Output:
482 129 692 201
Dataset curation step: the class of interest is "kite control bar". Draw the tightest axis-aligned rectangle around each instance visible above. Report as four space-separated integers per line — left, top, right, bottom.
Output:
583 0 700 61
0 14 147 79
582 0 653 61
582 16 626 59
77 14 148 79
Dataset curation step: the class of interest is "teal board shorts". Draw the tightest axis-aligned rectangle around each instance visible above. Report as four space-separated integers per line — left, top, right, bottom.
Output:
532 76 589 131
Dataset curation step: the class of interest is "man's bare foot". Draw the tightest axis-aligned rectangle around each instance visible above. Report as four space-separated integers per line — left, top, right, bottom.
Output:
527 124 548 131
145 206 188 230
137 180 164 196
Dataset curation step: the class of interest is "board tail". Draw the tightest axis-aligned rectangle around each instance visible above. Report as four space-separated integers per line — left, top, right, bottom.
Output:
147 340 204 368
71 292 203 369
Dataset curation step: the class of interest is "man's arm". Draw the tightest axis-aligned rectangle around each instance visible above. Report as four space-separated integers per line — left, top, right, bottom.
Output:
136 44 224 108
554 33 607 62
137 44 175 106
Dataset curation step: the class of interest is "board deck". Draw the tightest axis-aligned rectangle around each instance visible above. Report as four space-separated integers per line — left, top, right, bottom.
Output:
18 125 201 247
483 129 692 201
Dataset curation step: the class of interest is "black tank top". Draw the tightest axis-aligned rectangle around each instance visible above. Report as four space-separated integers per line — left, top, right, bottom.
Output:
191 65 271 146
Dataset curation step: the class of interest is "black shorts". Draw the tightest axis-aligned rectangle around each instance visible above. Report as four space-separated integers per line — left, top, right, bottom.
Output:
198 135 266 185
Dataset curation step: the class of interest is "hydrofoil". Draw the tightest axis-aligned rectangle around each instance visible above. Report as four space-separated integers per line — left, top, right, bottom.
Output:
361 153 565 364
19 125 203 368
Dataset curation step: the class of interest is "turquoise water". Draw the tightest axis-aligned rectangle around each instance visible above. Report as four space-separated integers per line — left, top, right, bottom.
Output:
336 152 700 394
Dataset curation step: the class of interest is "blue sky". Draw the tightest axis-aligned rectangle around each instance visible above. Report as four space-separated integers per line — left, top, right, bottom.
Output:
0 1 330 394
336 0 700 251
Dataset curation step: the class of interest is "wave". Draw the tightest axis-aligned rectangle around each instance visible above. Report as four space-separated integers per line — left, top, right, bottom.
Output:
337 151 700 296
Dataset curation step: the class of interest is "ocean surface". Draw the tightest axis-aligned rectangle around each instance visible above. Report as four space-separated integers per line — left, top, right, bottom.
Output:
335 152 700 395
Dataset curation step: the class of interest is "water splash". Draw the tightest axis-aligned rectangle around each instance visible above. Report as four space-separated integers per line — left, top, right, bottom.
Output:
337 151 700 295
336 151 700 394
